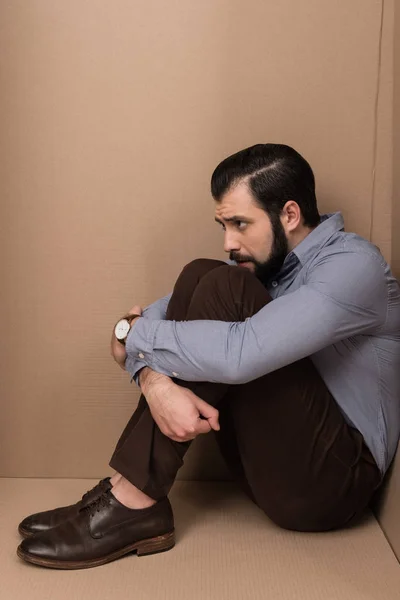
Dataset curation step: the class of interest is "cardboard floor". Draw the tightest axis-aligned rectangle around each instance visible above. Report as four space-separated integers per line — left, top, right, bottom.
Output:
1 479 399 600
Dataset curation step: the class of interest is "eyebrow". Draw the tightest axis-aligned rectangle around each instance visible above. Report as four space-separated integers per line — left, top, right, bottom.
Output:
214 215 249 225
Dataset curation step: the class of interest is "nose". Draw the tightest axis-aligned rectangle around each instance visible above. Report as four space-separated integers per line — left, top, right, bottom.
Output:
223 230 240 254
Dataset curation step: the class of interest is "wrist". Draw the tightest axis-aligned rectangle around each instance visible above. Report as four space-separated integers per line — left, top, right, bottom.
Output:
139 367 171 395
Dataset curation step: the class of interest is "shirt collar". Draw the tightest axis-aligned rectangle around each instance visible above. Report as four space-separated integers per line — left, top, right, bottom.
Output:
290 212 344 266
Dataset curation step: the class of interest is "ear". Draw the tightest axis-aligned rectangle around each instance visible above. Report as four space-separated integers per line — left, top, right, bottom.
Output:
281 201 301 233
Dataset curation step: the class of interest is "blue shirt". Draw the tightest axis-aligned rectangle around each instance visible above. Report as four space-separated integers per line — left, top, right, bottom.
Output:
125 213 400 474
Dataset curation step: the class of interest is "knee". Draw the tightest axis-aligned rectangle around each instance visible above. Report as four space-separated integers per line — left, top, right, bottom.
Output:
179 258 227 280
180 259 257 292
176 259 234 298
200 263 265 311
195 261 251 293
186 261 269 323
191 265 243 309
182 258 224 270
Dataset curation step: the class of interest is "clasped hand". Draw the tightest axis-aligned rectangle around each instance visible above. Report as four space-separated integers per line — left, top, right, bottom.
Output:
143 373 220 442
111 305 220 442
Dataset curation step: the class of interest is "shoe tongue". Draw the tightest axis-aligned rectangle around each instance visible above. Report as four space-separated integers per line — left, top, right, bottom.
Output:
81 478 112 507
103 477 112 491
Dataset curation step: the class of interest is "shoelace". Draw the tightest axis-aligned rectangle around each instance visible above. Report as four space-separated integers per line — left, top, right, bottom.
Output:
81 478 109 503
81 491 111 517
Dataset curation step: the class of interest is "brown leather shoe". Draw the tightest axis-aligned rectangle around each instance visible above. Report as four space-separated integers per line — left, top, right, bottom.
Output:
18 478 112 538
17 490 175 569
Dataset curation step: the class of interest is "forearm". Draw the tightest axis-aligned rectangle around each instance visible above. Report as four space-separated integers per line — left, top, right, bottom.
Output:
126 248 386 385
127 316 268 384
126 285 385 385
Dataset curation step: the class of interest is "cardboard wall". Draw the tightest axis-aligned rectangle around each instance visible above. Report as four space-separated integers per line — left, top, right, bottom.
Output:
0 1 394 482
374 0 400 562
392 1 400 280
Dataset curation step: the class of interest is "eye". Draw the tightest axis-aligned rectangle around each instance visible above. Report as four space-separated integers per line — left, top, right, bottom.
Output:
235 220 247 230
218 222 226 231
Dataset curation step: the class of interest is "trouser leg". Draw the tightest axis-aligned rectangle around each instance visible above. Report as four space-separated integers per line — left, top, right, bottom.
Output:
214 359 381 531
109 259 232 499
109 259 381 530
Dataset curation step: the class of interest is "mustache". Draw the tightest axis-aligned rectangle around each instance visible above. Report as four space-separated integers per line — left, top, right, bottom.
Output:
229 252 254 263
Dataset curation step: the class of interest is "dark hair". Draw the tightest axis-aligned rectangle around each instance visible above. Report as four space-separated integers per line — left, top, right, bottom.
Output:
211 143 320 227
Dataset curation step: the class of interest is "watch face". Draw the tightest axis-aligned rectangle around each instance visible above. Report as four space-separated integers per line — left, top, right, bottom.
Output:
115 318 130 340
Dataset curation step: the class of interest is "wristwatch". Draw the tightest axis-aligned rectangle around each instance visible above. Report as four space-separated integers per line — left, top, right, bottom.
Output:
114 314 140 345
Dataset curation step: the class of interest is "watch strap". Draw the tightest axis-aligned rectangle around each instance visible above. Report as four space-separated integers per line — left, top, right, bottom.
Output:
123 313 141 324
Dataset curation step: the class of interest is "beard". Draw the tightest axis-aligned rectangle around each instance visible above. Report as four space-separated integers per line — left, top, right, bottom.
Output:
230 217 289 286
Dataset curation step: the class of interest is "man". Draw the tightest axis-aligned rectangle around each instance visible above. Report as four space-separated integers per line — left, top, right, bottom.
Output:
17 143 400 570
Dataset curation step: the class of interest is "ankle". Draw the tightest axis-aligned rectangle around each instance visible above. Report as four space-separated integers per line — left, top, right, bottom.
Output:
112 477 156 509
110 472 122 487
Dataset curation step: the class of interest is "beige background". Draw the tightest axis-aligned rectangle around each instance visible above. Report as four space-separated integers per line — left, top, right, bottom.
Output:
0 0 395 483
393 0 400 276
374 0 400 560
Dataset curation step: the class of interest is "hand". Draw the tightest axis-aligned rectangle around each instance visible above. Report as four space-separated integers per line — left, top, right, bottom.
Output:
110 304 142 369
140 369 220 442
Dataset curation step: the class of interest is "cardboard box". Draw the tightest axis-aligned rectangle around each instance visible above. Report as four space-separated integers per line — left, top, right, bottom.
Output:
1 1 399 597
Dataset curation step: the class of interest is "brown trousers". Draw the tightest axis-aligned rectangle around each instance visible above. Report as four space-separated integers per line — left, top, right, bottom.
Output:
109 259 381 532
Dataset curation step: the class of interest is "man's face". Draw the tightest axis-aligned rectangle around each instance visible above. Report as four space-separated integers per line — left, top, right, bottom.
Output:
214 182 289 284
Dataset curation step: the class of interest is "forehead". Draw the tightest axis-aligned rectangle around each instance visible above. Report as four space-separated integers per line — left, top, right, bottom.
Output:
215 182 263 219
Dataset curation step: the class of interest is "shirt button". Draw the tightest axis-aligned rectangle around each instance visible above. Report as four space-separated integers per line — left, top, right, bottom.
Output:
138 353 145 359
172 372 179 377
272 281 278 288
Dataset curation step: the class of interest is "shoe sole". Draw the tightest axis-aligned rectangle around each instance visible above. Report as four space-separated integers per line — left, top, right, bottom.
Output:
16 530 175 569
18 526 36 539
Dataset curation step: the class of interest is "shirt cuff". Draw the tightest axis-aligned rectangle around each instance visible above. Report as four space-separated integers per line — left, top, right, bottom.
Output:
125 355 147 385
125 317 158 382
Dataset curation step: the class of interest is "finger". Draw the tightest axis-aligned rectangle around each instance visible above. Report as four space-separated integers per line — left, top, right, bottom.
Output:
159 424 194 442
194 398 220 431
168 428 197 442
195 418 212 435
128 305 142 316
170 434 196 442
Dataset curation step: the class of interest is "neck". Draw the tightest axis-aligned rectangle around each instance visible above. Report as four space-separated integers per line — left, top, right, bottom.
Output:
288 225 317 252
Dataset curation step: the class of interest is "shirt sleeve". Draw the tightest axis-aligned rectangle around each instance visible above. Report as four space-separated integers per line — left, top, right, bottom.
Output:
141 293 172 320
125 293 171 381
125 251 388 384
